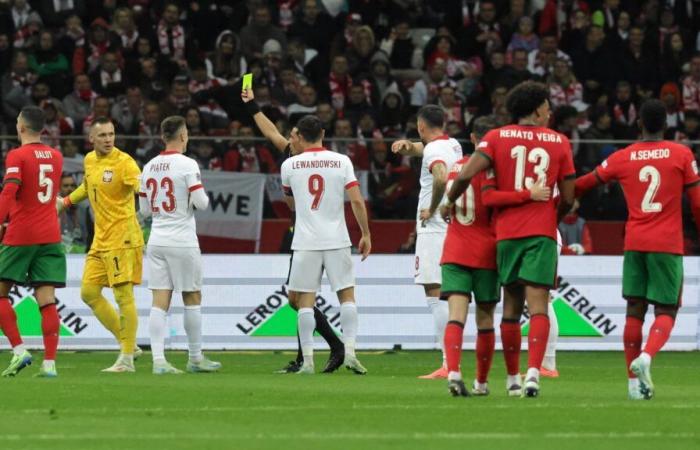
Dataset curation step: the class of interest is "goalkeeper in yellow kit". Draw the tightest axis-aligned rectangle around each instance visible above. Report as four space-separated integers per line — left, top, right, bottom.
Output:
57 117 143 372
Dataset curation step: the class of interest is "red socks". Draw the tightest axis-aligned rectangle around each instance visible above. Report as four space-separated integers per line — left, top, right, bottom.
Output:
444 321 464 373
623 316 643 377
0 297 22 348
500 321 521 376
643 314 675 358
40 303 60 360
527 314 550 370
476 329 495 383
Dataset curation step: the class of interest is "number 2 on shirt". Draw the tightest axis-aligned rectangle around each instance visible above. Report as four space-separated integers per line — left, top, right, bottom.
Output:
308 174 324 210
639 165 662 213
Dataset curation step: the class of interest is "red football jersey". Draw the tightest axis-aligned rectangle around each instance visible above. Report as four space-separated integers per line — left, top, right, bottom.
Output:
478 125 575 241
2 143 63 245
440 156 496 270
595 141 699 254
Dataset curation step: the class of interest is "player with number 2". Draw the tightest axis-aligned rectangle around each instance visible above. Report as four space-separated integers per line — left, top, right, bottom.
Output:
445 81 575 397
57 117 144 373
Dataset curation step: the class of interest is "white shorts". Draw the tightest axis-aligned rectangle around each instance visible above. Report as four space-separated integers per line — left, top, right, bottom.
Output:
147 246 202 292
414 232 445 285
288 247 354 293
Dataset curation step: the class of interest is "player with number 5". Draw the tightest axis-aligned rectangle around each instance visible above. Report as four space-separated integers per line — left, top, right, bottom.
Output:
575 99 700 400
444 81 576 398
0 106 64 378
57 117 144 373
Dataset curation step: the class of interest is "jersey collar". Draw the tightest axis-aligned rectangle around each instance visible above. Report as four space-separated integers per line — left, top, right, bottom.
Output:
433 135 450 141
304 147 327 153
160 150 180 155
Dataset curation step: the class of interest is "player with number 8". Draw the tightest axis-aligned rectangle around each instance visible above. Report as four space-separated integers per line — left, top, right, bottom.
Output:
56 117 144 373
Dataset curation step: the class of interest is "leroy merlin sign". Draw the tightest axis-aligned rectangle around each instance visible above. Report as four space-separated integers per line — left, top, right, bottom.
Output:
522 276 617 337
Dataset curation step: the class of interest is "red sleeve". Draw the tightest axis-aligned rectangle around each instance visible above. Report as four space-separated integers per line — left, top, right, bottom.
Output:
682 148 700 187
574 171 601 197
3 150 22 184
475 129 497 163
0 182 20 223
481 187 530 207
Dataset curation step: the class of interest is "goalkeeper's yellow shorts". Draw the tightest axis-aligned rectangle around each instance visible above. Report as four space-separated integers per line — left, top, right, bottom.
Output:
83 247 143 287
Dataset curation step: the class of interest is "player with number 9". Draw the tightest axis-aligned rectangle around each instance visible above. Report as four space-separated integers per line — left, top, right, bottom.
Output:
56 117 144 373
575 99 700 400
0 106 64 378
444 81 576 397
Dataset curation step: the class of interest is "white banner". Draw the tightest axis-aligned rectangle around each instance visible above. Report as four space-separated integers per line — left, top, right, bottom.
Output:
8 255 700 351
194 170 266 242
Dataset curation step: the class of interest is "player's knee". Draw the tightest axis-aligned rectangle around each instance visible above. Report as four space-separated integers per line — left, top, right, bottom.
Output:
81 284 103 305
112 283 135 306
654 305 678 319
288 290 300 310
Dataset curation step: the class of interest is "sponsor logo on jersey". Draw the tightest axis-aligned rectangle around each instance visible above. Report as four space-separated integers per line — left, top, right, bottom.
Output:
521 276 616 337
103 170 114 183
235 285 341 336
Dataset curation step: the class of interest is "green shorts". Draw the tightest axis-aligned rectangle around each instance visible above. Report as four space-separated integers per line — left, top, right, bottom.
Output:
623 251 683 305
497 236 558 288
0 243 66 287
440 263 500 303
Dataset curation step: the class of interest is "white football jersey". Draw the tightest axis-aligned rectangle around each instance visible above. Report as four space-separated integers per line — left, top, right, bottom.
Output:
417 136 462 234
281 148 357 251
140 151 203 247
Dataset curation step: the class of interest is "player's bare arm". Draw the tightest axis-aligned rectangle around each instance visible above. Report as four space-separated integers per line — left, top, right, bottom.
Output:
421 162 447 224
242 88 289 153
347 185 371 261
556 177 576 223
391 139 424 157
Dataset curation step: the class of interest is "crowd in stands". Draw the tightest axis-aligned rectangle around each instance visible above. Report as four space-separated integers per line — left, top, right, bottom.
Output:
2 0 700 229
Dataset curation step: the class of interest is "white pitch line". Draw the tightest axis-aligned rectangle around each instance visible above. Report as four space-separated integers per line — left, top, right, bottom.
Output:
0 432 696 442
17 403 700 415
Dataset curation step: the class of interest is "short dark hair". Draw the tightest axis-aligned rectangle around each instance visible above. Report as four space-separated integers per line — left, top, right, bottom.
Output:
472 115 498 140
296 115 324 142
19 106 45 133
640 99 666 134
417 105 445 129
505 81 550 121
93 117 113 127
161 115 186 141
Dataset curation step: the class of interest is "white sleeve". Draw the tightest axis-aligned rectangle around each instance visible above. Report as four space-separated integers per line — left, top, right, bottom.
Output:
423 145 446 173
281 160 292 196
190 187 209 210
343 157 358 189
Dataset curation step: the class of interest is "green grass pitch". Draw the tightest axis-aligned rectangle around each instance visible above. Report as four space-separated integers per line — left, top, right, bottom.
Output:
0 351 698 450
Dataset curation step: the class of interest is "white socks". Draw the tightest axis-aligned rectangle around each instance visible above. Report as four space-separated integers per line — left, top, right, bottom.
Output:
426 297 448 364
628 377 639 391
526 367 540 381
12 344 27 356
340 302 358 358
543 301 558 370
149 307 167 363
298 307 315 365
184 305 203 363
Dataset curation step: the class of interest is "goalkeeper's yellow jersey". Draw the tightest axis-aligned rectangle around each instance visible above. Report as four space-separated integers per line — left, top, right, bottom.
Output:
69 147 144 252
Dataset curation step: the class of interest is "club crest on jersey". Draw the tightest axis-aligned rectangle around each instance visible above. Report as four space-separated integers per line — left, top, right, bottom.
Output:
102 170 114 183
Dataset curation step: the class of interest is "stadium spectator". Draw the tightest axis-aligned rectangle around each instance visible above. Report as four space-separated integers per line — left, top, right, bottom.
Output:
610 80 638 140
62 73 95 128
316 102 336 132
90 51 125 98
682 54 700 111
287 84 318 124
136 101 163 162
72 18 119 75
28 30 70 97
661 82 684 133
528 33 571 77
327 55 353 113
1 51 36 119
507 16 540 58
288 0 335 61
580 106 614 170
58 172 89 253
210 30 247 82
410 58 448 108
239 5 287 60
459 0 503 60
287 38 324 86
39 0 86 28
548 58 583 108
330 118 369 170
378 18 416 70
661 32 690 83
82 96 111 145
111 7 139 55
111 86 143 136
620 26 658 99
570 25 609 102
40 99 73 150
346 26 377 78
437 84 467 128
223 125 278 173
378 87 407 138
156 2 188 69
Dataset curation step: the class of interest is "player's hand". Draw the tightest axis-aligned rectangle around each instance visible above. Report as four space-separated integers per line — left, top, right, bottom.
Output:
358 234 371 261
0 224 5 242
440 204 453 223
391 139 412 155
529 178 551 202
241 87 254 103
56 196 65 213
419 208 433 226
568 243 585 255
